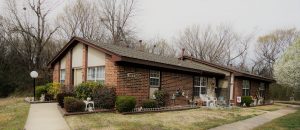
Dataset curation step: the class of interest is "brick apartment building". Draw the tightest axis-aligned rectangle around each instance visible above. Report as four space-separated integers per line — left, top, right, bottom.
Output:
48 37 275 106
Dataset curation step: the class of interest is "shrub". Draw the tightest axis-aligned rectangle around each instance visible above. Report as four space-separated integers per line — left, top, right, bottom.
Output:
142 99 158 108
116 96 136 112
64 97 85 112
92 87 116 109
75 82 103 100
45 93 54 101
47 82 61 99
35 85 48 98
241 96 253 107
57 92 75 107
154 90 169 107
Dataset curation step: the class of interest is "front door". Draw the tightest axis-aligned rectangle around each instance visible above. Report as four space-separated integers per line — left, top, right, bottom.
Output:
73 68 82 86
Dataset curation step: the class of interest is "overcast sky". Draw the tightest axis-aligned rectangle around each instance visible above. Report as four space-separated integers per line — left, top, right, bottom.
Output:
1 0 300 57
136 0 300 40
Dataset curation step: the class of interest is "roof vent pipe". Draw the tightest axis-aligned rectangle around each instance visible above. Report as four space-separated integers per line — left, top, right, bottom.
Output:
181 48 185 60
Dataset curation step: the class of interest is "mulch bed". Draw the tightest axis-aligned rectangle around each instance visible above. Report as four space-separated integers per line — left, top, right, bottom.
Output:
57 104 202 116
57 105 114 116
122 106 201 115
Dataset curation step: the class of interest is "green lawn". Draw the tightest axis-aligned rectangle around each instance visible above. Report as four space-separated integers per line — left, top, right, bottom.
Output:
65 107 265 130
0 98 30 130
255 108 300 130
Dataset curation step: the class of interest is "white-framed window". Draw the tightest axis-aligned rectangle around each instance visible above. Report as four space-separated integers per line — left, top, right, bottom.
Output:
60 69 65 84
87 66 105 83
259 83 265 98
193 76 207 97
149 70 160 87
242 80 250 96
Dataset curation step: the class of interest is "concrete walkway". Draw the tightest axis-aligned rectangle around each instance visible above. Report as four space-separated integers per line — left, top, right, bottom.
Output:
210 105 299 130
24 103 70 130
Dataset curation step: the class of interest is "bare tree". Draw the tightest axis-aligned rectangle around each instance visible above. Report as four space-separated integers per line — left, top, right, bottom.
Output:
176 24 251 66
252 28 300 77
4 0 59 70
57 0 106 42
98 0 137 46
136 37 177 57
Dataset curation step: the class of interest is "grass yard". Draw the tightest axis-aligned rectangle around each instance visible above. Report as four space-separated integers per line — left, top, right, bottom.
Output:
275 101 300 105
0 98 30 130
254 108 300 130
250 103 288 111
65 107 265 130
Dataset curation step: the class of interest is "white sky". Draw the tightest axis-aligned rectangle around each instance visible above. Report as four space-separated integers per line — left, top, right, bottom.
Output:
137 0 300 39
1 0 300 58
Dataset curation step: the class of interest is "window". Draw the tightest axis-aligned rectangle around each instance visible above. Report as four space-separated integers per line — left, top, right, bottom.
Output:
87 66 105 83
149 70 160 87
242 80 250 96
259 83 265 98
60 69 65 84
193 76 207 96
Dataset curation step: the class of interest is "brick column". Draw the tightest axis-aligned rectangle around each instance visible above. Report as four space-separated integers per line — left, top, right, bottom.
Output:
52 62 60 83
65 50 73 90
105 55 118 87
82 45 88 82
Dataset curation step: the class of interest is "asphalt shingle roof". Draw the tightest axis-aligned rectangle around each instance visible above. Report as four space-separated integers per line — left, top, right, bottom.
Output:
84 38 226 75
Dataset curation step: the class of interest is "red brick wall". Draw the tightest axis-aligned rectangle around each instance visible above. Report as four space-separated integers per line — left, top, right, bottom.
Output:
105 55 118 87
233 77 270 105
233 78 242 104
53 62 60 83
161 71 193 106
116 66 149 106
105 56 149 106
104 57 195 106
250 80 260 97
82 45 88 82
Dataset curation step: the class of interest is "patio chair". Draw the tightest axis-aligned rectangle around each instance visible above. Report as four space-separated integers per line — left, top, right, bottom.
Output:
207 97 217 107
217 96 226 107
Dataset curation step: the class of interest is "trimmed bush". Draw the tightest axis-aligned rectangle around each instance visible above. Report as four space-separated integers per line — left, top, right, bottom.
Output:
142 99 158 108
241 96 253 107
154 90 169 107
75 82 103 100
57 92 75 107
92 87 116 109
35 85 48 98
64 97 85 112
116 96 136 112
47 82 61 99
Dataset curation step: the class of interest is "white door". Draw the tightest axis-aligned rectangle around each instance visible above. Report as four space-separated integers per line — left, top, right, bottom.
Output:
73 68 82 86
